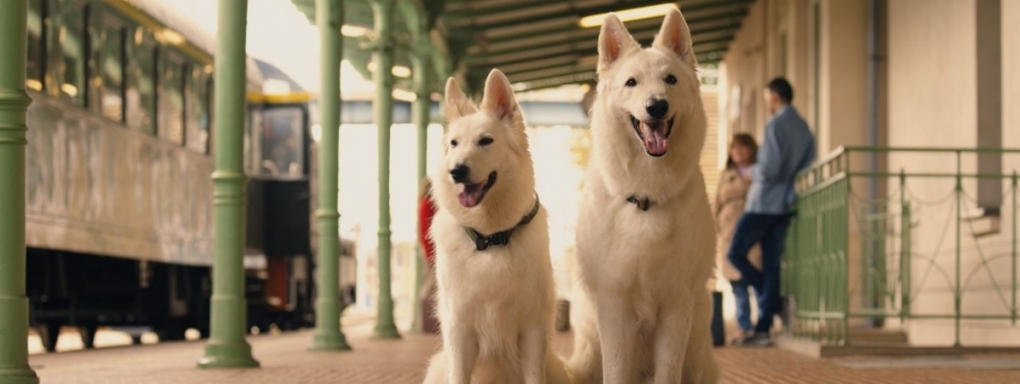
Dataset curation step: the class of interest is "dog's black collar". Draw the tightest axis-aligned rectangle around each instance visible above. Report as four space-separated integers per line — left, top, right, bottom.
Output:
626 195 652 211
465 195 541 251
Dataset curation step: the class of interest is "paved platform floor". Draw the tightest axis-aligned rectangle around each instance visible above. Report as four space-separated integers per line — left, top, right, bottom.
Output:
27 319 1020 383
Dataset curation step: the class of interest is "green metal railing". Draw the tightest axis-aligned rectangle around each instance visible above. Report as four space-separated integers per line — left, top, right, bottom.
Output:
783 147 1020 346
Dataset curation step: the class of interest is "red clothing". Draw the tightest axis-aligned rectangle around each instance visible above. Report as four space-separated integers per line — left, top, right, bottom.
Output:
418 196 437 265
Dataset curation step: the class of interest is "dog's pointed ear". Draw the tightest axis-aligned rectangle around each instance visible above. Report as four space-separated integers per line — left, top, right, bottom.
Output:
444 77 477 120
653 8 695 66
479 69 520 122
598 13 639 74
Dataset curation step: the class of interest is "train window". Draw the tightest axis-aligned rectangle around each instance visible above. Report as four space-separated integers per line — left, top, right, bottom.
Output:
100 21 125 122
59 0 86 106
185 67 210 153
159 53 185 145
127 26 156 134
26 0 45 91
260 107 305 177
86 9 102 115
44 0 59 95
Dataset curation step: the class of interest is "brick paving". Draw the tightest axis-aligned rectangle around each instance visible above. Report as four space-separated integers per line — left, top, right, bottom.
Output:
28 319 1020 383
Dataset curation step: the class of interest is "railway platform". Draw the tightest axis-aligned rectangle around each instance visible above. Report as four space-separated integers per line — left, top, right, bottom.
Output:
26 314 1020 384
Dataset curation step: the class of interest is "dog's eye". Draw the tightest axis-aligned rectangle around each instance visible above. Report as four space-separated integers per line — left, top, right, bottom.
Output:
450 139 458 148
625 78 637 87
665 75 677 84
478 137 494 146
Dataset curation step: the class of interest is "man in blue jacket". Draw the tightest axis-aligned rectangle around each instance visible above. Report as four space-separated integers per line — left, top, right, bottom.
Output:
729 77 815 347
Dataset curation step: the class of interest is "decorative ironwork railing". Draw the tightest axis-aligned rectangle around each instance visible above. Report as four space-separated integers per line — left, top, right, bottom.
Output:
783 147 1020 346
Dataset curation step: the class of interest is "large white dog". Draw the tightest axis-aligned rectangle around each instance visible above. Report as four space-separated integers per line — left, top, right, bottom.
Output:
422 69 570 384
567 9 719 384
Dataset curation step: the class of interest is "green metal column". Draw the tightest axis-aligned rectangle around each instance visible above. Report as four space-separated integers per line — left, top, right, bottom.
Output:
198 0 259 369
371 0 401 340
311 0 351 351
0 1 39 383
409 42 431 333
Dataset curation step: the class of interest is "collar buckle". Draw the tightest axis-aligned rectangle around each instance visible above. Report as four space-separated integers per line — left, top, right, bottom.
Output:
465 195 541 251
626 195 652 211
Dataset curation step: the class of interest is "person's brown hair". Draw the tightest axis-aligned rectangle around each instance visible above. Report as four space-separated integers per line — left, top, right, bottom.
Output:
725 133 758 170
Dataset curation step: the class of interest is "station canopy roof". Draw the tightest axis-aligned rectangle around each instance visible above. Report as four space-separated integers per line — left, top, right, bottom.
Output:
293 0 752 95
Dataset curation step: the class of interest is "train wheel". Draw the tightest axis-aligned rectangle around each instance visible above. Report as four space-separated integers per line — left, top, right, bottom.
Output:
37 323 61 352
79 324 98 349
302 308 315 328
156 323 186 342
278 317 296 332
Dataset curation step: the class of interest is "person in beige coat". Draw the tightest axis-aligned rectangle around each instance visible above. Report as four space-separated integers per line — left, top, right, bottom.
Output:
714 133 763 340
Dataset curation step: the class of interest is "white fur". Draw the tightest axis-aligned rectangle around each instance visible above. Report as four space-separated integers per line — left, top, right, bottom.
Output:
567 9 720 384
423 69 570 384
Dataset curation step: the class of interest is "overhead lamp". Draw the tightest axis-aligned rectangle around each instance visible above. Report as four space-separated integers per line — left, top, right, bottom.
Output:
367 62 412 78
25 79 42 91
391 66 412 78
341 25 370 37
578 3 679 28
155 29 186 45
60 83 78 97
393 89 417 102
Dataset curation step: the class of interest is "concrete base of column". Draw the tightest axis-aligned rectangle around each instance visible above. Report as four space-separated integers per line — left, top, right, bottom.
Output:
372 325 402 339
310 299 351 351
310 331 351 351
197 340 260 368
0 368 38 384
372 301 401 340
0 297 39 384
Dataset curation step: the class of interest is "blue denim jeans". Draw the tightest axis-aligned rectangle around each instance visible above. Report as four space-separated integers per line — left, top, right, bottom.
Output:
730 279 753 332
727 212 792 334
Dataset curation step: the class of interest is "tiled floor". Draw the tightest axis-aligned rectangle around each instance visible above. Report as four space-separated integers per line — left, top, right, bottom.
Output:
26 319 1020 383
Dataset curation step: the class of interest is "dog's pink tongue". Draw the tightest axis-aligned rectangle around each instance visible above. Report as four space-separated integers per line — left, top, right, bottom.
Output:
458 193 478 208
458 186 481 208
644 128 669 156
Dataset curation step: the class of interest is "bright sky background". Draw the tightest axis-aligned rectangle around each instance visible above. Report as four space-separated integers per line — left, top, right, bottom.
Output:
164 0 374 95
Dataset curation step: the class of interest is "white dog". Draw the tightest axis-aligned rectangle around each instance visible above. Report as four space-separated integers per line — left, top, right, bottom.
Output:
422 69 571 384
567 9 720 384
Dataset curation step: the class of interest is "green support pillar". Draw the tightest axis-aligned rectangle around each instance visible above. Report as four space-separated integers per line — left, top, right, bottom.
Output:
409 43 431 333
371 0 401 340
198 0 259 369
0 2 40 383
311 0 351 351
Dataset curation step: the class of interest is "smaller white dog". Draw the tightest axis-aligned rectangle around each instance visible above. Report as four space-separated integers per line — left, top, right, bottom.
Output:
422 69 570 384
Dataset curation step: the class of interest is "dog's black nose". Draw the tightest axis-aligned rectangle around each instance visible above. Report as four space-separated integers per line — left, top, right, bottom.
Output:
450 164 470 183
646 99 669 119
